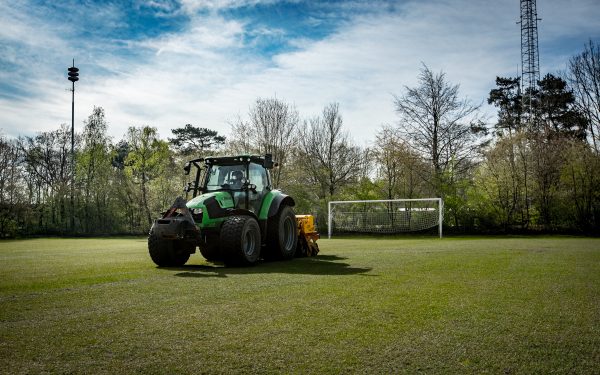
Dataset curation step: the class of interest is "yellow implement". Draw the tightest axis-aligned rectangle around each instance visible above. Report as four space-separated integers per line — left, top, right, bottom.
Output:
295 215 320 257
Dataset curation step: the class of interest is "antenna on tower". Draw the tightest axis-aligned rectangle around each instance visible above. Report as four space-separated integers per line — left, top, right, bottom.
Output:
519 0 541 124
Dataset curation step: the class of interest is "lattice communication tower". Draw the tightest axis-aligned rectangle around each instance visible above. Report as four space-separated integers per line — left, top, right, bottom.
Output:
520 0 541 121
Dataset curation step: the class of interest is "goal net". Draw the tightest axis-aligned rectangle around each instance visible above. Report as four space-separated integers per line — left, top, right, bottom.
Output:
328 198 443 238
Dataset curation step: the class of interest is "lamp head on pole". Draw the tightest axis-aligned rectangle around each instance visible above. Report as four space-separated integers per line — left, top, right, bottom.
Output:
68 60 79 83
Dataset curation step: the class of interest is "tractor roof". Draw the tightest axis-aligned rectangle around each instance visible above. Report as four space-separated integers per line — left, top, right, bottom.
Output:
187 154 276 169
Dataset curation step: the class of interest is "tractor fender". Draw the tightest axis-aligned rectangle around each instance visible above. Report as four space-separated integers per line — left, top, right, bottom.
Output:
267 193 296 218
229 208 259 222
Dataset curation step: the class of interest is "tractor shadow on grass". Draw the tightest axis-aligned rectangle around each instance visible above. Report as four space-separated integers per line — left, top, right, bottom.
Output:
162 255 373 278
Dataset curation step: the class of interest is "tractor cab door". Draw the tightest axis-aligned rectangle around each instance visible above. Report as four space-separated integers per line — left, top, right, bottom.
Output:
247 162 269 214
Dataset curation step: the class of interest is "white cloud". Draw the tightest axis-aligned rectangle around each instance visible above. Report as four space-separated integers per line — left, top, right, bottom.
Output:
138 16 246 55
179 0 279 14
1 0 599 146
194 1 523 143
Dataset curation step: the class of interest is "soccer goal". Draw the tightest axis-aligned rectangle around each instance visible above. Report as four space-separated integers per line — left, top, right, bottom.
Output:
327 198 443 238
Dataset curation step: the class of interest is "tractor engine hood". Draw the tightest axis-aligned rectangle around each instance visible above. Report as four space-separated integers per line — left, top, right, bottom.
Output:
185 191 239 227
186 191 234 210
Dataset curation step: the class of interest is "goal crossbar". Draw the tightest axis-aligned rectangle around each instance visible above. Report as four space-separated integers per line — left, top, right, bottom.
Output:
328 198 443 239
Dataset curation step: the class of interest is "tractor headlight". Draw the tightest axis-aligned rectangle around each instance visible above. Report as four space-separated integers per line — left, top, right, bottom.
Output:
191 208 203 221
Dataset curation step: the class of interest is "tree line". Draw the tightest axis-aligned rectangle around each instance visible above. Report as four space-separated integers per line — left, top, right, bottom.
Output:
1 41 599 237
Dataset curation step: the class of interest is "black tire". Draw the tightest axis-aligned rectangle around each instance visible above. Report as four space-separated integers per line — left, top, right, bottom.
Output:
265 205 298 260
199 234 222 261
220 215 261 266
148 233 191 267
174 240 194 265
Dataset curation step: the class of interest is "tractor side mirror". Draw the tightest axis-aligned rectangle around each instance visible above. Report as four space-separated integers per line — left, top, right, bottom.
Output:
183 162 191 175
264 153 274 169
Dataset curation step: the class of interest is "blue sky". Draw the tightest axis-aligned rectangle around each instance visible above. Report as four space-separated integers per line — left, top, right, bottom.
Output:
1 0 599 144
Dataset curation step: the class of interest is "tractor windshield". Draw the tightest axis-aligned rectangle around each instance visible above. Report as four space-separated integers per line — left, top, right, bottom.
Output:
204 164 247 192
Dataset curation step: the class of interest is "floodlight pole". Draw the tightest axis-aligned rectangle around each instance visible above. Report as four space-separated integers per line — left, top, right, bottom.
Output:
67 60 79 232
70 73 74 231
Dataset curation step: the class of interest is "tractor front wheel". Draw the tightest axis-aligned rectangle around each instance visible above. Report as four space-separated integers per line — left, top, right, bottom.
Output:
199 234 222 261
148 233 191 267
265 205 298 260
220 215 261 266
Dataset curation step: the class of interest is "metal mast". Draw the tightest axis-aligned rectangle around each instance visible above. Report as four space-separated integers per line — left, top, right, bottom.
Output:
520 0 541 122
67 60 79 232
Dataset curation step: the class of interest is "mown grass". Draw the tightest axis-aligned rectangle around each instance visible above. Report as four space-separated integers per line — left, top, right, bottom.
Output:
0 236 599 374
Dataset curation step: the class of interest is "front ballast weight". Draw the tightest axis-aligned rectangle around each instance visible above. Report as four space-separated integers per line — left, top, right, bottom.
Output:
147 154 319 267
148 197 199 267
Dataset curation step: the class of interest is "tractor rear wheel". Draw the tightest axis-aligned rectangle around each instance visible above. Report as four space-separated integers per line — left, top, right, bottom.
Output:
220 215 261 266
148 233 191 267
265 205 298 260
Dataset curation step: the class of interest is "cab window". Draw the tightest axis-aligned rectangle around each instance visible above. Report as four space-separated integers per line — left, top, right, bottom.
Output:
248 163 268 192
205 165 246 191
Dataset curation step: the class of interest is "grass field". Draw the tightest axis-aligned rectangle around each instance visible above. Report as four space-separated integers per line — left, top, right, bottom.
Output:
0 236 599 374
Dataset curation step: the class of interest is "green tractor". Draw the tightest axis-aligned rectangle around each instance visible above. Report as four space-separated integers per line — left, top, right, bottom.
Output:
148 154 318 266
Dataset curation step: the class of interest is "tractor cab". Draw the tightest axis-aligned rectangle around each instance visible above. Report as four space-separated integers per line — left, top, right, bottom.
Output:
184 154 275 214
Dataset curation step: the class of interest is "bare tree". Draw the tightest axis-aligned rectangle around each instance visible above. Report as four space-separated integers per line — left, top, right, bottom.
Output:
567 40 600 153
297 103 362 198
394 64 485 194
0 135 26 237
229 97 299 187
477 131 532 230
18 125 74 232
374 125 427 199
78 107 113 233
125 126 171 226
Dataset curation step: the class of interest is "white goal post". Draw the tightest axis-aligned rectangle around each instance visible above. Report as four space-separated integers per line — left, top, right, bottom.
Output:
328 198 443 239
